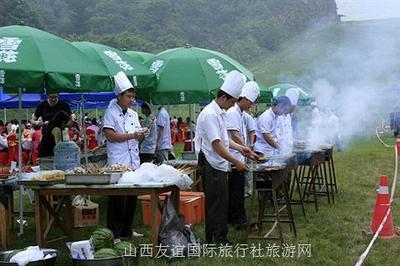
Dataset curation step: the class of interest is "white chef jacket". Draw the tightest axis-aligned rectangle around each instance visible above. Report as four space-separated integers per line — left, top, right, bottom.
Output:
103 99 141 169
243 111 256 145
254 108 278 155
276 114 293 154
195 100 230 172
227 104 246 162
156 107 172 150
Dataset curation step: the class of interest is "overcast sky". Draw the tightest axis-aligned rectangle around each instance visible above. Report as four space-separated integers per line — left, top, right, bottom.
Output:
336 0 400 21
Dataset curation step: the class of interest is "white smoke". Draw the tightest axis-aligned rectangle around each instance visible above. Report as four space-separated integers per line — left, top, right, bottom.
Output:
286 19 400 147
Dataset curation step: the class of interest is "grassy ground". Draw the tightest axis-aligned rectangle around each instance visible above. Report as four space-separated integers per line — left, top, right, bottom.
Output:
3 136 400 265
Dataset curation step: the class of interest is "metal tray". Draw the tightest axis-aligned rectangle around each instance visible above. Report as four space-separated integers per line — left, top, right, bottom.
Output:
17 179 65 186
0 174 10 180
65 172 122 185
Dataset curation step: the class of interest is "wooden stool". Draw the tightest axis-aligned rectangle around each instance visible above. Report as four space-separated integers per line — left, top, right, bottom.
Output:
285 154 306 219
297 150 328 212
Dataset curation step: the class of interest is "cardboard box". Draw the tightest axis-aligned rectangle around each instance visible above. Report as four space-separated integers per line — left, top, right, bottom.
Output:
73 201 99 228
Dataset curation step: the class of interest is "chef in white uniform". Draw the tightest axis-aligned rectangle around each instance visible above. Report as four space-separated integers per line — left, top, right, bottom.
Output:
276 88 299 154
226 81 260 227
103 71 145 239
195 70 252 244
254 96 292 156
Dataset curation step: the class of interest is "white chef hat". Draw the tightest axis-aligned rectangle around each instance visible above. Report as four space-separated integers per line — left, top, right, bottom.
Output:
220 70 245 98
285 88 299 106
240 81 260 103
114 71 134 95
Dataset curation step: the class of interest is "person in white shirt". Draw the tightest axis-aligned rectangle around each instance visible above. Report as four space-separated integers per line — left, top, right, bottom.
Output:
155 106 172 163
254 96 292 156
226 81 260 228
276 88 300 154
195 70 253 244
243 111 256 197
103 71 146 239
139 102 157 163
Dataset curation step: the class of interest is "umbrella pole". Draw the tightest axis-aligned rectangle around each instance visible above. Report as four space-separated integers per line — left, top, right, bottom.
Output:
95 108 98 121
3 108 6 123
18 88 24 236
189 104 194 151
81 93 89 166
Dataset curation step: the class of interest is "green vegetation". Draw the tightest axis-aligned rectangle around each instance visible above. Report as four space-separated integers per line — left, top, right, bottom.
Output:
0 0 338 65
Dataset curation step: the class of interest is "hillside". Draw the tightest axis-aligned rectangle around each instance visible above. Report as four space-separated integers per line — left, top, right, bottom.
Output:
0 0 338 65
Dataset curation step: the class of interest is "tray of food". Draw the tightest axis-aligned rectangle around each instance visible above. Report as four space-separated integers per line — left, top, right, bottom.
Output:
18 170 65 186
0 174 10 180
65 172 122 184
64 164 130 184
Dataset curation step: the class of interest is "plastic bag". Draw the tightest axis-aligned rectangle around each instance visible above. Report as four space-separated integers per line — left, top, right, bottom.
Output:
158 196 188 258
158 196 202 258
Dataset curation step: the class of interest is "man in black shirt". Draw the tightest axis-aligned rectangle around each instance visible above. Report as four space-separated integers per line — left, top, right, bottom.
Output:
32 93 71 126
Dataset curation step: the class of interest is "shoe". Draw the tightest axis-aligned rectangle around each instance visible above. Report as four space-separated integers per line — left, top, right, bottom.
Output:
131 231 144 238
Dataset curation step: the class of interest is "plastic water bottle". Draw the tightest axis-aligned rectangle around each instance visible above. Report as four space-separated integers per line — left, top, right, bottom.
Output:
53 129 81 170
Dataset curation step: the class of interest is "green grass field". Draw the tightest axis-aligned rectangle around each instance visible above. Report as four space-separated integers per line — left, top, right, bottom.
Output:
3 135 400 265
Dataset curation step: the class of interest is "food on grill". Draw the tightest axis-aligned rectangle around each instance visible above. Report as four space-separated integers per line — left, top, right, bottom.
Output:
163 160 197 173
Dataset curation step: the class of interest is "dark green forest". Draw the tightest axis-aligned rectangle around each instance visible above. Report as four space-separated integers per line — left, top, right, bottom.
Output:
0 0 338 64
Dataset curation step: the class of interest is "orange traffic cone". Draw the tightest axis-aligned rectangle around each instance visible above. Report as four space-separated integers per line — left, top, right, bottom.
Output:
370 175 395 238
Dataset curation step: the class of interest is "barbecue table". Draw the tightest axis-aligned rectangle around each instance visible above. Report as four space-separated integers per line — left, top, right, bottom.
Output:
21 183 180 255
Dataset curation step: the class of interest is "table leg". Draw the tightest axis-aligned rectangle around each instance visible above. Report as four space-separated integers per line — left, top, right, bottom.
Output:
150 191 158 256
8 190 13 230
64 196 73 240
35 192 44 247
0 202 9 248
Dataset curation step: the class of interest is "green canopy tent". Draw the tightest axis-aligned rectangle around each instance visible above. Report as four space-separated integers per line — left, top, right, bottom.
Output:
72 42 156 95
143 45 255 105
143 45 256 154
124 50 155 64
0 26 113 93
0 25 114 235
268 83 315 106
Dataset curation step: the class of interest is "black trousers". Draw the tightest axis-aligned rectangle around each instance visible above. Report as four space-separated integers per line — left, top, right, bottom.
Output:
228 169 247 225
107 195 137 238
139 153 154 163
198 151 228 243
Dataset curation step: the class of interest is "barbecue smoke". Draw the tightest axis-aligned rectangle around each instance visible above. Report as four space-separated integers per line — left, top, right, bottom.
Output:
282 19 400 147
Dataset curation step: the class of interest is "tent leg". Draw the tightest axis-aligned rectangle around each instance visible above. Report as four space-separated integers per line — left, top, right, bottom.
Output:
81 93 89 166
189 104 194 151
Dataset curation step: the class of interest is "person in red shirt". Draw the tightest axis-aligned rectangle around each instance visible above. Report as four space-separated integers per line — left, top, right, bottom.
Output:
30 124 42 165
